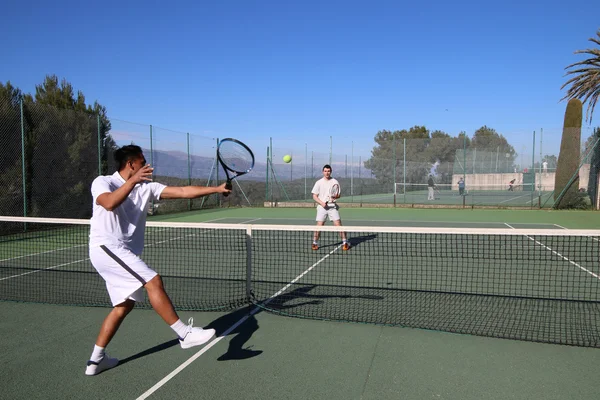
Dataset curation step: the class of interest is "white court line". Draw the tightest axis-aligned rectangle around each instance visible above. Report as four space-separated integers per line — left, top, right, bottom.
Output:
504 223 600 279
0 243 86 263
136 244 342 400
554 224 568 230
245 217 552 227
498 193 531 205
0 258 90 281
238 218 262 224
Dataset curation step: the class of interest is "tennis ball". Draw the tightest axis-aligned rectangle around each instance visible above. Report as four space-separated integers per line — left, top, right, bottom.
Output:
283 155 292 163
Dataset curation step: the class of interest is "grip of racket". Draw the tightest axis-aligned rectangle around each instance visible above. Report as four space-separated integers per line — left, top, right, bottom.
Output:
223 179 232 197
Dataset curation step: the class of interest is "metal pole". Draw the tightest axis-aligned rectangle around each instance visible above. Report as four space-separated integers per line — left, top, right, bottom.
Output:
97 114 102 175
393 133 396 197
531 131 536 207
216 138 220 207
20 99 26 220
540 127 543 194
496 146 499 172
351 142 354 196
265 146 270 203
463 134 467 208
269 137 273 202
403 138 406 196
187 132 191 210
463 134 466 180
304 143 307 200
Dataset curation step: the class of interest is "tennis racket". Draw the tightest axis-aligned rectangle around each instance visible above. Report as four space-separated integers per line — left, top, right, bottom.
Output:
327 183 340 207
217 138 255 197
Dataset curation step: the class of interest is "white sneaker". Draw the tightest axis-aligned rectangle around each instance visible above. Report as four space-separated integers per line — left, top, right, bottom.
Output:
179 318 215 349
85 355 119 376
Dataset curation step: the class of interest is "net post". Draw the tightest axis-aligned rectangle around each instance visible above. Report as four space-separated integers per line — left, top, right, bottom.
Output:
245 226 253 301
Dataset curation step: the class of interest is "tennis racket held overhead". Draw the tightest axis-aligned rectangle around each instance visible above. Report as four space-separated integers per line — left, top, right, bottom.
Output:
216 138 255 197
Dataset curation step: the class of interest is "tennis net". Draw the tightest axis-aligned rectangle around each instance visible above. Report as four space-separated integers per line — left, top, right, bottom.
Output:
2 217 600 347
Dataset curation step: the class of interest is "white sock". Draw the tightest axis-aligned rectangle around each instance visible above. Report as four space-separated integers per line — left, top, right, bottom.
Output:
90 345 105 362
170 319 189 339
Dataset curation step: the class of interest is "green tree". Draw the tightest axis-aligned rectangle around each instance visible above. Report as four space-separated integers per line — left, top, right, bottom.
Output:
13 75 113 218
365 127 483 189
469 126 517 172
561 29 600 123
365 126 433 189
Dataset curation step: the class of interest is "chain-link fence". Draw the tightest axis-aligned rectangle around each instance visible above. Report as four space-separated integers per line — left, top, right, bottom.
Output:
3 97 595 214
266 133 570 209
0 97 101 218
0 96 24 217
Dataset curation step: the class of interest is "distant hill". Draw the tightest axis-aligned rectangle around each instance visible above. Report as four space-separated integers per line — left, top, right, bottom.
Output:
145 148 371 182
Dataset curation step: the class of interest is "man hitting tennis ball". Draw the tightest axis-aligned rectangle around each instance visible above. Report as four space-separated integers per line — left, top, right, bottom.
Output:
85 145 230 376
311 164 350 251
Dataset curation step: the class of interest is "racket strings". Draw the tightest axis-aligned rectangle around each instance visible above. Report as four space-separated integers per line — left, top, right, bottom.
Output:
330 184 340 197
218 142 254 173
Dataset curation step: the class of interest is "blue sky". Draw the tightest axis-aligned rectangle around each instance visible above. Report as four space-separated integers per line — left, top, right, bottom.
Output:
2 0 599 162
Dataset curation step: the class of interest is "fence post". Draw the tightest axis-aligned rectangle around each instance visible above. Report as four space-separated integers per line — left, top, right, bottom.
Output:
20 99 26 219
97 114 102 175
265 146 270 203
187 132 191 211
531 130 536 208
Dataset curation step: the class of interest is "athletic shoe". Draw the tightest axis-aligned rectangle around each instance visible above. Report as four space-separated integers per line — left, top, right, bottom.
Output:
342 242 351 251
179 318 215 349
312 243 319 250
85 355 119 376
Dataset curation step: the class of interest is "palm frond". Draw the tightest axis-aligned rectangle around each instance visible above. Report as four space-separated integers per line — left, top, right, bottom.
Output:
561 30 600 122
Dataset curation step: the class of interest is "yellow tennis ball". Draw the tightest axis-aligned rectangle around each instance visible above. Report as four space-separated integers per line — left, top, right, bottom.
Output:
283 155 292 163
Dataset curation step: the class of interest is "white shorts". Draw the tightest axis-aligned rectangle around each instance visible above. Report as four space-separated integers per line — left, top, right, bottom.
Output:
89 244 158 306
316 204 341 222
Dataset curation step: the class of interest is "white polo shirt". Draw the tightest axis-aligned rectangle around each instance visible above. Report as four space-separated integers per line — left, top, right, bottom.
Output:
312 178 340 203
89 171 166 255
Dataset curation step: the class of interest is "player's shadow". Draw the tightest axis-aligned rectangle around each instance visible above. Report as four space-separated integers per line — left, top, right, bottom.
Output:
314 233 377 250
208 283 383 361
119 338 180 366
118 239 382 365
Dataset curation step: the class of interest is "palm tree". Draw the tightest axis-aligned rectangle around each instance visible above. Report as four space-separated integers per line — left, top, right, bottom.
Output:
562 29 600 122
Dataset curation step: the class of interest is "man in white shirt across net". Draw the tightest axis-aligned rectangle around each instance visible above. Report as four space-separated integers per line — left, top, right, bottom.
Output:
311 164 350 251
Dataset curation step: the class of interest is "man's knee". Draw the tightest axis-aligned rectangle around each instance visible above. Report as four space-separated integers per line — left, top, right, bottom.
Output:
145 274 165 292
113 299 135 318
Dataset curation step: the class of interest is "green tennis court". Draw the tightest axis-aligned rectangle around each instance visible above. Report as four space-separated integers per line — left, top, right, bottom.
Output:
2 208 600 399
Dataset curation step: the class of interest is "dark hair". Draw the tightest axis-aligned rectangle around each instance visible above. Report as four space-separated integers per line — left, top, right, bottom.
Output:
114 145 144 170
323 164 332 171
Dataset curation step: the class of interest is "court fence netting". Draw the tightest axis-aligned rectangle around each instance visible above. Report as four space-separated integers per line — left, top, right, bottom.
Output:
2 216 600 348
